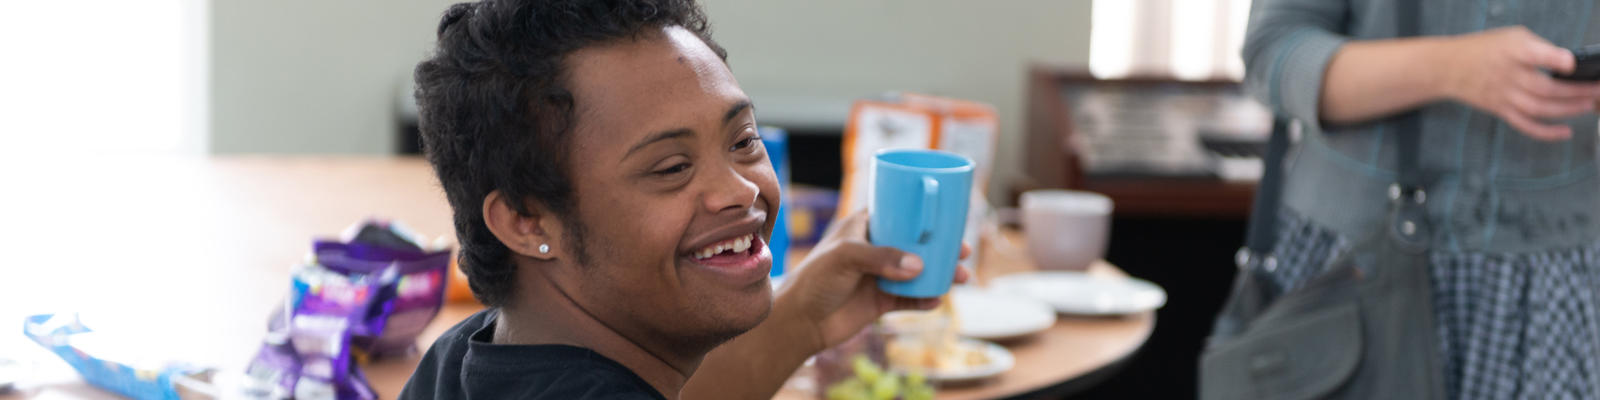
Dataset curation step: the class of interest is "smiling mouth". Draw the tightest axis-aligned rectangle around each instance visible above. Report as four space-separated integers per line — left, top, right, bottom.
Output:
690 233 756 260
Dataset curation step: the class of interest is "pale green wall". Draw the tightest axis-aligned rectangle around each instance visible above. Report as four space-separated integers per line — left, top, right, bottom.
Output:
684 0 1092 200
208 1 1094 199
209 0 457 154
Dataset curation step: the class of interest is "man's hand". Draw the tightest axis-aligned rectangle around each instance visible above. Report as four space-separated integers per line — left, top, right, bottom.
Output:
1441 26 1600 140
773 211 970 355
684 211 970 400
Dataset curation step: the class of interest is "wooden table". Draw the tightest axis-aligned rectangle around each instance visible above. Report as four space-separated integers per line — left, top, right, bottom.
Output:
772 230 1153 400
0 156 1153 400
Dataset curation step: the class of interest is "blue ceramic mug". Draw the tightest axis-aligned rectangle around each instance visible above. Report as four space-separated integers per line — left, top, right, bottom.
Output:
870 149 974 298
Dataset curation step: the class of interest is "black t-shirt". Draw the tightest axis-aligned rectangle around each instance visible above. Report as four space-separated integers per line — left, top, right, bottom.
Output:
399 309 666 400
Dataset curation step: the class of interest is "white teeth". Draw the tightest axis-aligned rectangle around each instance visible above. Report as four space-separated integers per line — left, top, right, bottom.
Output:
691 234 758 260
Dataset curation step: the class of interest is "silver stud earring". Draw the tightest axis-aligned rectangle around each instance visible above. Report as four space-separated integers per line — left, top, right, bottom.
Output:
538 243 550 254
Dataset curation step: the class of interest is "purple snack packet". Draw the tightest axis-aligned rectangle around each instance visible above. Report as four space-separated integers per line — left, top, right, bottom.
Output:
247 219 451 399
245 301 299 398
291 264 380 399
248 263 384 399
314 220 451 358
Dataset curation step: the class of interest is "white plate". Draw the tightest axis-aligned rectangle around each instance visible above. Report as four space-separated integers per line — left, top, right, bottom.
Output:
918 339 1015 383
951 286 1056 341
989 271 1167 316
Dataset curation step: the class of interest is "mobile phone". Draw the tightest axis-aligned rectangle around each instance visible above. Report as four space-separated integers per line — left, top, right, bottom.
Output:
1553 44 1600 81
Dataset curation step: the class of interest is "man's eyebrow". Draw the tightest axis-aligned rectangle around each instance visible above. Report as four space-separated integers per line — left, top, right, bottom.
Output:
624 128 692 159
623 101 752 159
724 100 753 123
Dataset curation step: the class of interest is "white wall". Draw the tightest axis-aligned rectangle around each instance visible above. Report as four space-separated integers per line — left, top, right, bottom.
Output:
698 0 1093 202
210 0 457 154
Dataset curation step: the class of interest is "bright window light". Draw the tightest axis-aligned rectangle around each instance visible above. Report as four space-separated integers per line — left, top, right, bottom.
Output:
1090 0 1252 80
1223 0 1253 79
0 0 208 157
1089 0 1138 79
1170 0 1218 80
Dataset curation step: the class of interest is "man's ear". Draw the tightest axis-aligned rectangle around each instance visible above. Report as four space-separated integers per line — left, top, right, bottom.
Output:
483 190 561 261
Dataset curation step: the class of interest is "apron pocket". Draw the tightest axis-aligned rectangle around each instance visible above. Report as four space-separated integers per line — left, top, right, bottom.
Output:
1200 303 1362 400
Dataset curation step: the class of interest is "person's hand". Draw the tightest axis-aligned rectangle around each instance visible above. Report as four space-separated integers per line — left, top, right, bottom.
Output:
1442 26 1600 140
772 211 970 354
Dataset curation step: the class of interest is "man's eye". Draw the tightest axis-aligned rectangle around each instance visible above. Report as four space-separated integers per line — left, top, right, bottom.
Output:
730 137 760 152
654 163 691 175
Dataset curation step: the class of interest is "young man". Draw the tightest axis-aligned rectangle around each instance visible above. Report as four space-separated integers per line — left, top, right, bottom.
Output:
401 1 964 399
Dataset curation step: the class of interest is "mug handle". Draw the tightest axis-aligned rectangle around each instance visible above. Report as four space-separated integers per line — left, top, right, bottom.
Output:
918 176 939 244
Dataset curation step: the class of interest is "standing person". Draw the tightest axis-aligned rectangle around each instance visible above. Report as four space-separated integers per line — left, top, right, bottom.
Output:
1209 0 1600 398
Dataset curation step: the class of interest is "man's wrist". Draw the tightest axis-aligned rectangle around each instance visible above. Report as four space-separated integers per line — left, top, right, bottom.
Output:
770 288 826 359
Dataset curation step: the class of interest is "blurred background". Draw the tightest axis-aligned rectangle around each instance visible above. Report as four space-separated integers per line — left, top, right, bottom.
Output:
1 1 1269 399
1 0 1253 196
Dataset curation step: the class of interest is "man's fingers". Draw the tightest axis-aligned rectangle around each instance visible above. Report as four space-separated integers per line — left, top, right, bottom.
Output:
825 233 968 283
1502 110 1574 140
834 242 923 280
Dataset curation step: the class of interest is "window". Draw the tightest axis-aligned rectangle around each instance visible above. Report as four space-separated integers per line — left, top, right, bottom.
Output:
0 0 208 156
1089 0 1253 81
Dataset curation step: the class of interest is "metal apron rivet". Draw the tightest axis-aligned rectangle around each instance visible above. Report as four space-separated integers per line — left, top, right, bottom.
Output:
1402 220 1417 236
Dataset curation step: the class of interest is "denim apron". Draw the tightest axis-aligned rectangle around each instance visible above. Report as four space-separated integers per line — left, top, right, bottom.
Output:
1202 101 1446 398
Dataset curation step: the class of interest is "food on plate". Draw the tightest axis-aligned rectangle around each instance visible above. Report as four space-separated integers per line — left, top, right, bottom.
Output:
881 298 991 374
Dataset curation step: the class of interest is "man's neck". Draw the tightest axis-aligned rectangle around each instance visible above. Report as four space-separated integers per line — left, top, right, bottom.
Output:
492 275 697 399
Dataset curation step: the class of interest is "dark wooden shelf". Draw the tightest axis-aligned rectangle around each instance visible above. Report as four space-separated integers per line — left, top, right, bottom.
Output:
1019 66 1258 219
1083 177 1255 218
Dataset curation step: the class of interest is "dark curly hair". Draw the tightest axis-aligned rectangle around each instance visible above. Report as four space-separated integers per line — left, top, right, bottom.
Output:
414 0 727 307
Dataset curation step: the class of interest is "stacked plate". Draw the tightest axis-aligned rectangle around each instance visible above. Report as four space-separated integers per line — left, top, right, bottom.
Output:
901 273 1165 383
950 286 1056 341
989 271 1167 316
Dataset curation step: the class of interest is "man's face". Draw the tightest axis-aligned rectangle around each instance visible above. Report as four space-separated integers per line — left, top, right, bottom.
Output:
555 26 779 348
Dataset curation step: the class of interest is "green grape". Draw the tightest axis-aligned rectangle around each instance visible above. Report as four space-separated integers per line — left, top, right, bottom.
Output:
827 387 870 400
852 355 884 383
905 370 926 388
871 375 899 400
824 385 855 400
826 378 870 400
904 385 936 400
825 385 849 400
840 377 868 391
